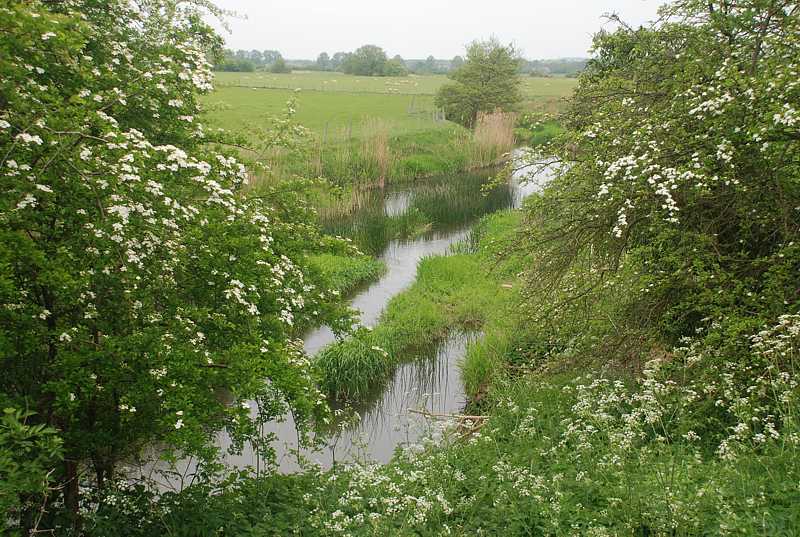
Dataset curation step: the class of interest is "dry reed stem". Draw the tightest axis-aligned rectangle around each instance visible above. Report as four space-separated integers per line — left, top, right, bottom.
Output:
472 111 516 167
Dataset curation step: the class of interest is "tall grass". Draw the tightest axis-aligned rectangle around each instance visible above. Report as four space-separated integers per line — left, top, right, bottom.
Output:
470 111 516 167
361 119 391 186
242 118 520 189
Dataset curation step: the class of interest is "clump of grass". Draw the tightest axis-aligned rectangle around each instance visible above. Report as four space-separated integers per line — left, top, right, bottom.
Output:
471 111 516 166
307 253 386 296
315 329 393 400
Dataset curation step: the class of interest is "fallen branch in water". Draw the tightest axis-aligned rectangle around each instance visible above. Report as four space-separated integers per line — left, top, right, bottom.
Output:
408 409 488 421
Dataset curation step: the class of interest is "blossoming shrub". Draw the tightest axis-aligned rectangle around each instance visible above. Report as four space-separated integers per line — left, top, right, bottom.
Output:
517 0 800 362
0 0 349 530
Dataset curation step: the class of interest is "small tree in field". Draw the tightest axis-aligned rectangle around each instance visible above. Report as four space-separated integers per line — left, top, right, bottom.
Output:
436 39 522 127
270 56 292 73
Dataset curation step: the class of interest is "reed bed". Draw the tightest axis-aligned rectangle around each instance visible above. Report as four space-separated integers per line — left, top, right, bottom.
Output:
470 111 516 167
361 119 392 186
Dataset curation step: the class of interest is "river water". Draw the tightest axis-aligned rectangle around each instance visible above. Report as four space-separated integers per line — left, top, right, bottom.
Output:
135 159 549 487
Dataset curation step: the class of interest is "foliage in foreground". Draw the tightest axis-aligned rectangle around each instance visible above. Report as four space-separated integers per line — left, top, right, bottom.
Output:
0 0 349 531
298 316 800 536
80 210 800 536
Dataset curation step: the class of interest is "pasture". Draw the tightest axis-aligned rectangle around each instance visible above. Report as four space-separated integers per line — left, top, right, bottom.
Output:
202 86 446 140
213 70 448 95
213 71 577 98
209 71 577 136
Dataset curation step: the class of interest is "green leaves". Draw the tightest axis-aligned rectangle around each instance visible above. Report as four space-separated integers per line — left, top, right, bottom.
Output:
0 408 63 520
436 38 522 128
0 1 351 529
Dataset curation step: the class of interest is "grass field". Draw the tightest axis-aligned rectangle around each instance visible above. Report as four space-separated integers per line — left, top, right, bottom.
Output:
203 71 575 183
204 72 575 141
214 71 448 95
203 86 445 140
214 71 577 98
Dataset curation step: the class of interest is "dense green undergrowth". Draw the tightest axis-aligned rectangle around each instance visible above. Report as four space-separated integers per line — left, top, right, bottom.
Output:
87 371 800 535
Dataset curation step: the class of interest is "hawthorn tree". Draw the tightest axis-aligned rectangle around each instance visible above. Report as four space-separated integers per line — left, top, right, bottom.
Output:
0 0 348 528
522 0 800 349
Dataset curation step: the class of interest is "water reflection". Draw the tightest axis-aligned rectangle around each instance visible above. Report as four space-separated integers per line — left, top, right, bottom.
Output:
213 332 477 473
320 170 514 256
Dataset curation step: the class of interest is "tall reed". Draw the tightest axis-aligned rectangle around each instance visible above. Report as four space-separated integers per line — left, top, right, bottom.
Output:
470 111 516 167
361 119 392 187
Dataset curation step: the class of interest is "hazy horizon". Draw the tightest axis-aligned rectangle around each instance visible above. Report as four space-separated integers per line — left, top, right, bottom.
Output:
209 1 663 60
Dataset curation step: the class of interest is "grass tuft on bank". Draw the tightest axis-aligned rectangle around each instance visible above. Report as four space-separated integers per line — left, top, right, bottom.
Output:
307 253 385 297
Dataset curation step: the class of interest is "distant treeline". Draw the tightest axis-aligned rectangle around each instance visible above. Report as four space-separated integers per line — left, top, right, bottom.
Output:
215 47 586 77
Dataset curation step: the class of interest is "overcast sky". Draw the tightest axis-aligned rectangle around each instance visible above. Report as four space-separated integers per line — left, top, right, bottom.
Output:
209 1 663 60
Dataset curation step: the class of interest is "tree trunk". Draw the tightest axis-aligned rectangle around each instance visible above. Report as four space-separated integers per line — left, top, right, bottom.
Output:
63 459 82 531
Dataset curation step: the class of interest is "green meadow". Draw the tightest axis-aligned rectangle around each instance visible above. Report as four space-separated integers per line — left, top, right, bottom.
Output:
202 72 574 184
213 70 449 95
206 71 577 140
214 70 576 99
202 86 445 140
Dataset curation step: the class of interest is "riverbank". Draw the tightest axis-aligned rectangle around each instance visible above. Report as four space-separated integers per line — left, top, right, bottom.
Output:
317 210 525 401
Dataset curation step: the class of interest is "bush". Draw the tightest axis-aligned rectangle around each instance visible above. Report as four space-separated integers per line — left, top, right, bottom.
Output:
270 57 292 74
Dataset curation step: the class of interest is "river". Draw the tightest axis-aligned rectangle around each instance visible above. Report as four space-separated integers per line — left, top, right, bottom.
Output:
134 158 549 488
